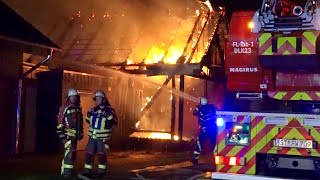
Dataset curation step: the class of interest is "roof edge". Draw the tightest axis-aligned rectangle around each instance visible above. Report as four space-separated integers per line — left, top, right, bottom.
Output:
0 35 61 51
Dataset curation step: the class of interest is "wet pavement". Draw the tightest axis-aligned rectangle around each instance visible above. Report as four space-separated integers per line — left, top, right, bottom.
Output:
0 150 215 180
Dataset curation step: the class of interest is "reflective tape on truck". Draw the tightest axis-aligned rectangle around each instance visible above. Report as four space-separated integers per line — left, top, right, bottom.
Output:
215 112 320 174
258 31 319 55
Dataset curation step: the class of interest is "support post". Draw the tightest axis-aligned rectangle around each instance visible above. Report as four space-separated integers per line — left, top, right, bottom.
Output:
178 75 184 141
139 77 172 118
171 76 176 140
15 52 52 156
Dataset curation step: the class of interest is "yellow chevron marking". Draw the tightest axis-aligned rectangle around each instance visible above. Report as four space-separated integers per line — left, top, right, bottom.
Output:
287 38 296 47
286 148 302 156
266 126 282 153
301 126 320 157
273 92 287 100
217 137 226 154
247 164 256 175
226 116 264 157
240 126 277 170
259 33 272 47
289 117 296 123
228 165 241 173
262 47 273 55
283 50 290 55
303 31 317 46
217 165 224 171
225 146 243 157
295 117 303 125
223 117 268 174
290 92 312 101
283 128 305 140
254 117 266 136
310 127 320 141
301 46 311 54
217 127 225 153
277 37 296 48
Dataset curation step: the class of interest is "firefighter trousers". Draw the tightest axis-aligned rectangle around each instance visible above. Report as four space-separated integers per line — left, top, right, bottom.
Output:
193 127 216 160
83 138 107 175
61 139 78 176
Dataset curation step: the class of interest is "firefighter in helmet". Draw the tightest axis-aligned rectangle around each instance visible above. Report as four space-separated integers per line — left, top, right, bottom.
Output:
56 88 84 178
191 97 217 165
78 90 118 179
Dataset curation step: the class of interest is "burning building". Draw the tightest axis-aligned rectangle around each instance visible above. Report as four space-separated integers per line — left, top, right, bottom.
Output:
3 0 226 152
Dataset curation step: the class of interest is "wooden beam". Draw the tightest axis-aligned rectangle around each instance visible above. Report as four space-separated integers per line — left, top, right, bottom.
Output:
146 63 201 76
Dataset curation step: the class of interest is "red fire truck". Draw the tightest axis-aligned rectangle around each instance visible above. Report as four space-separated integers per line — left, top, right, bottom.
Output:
213 0 320 178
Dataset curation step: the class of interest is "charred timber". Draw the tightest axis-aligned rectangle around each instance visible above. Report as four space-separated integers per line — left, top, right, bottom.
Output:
146 63 201 76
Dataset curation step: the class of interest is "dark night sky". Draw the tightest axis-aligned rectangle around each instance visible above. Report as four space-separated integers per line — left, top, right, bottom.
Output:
210 0 262 10
209 0 262 21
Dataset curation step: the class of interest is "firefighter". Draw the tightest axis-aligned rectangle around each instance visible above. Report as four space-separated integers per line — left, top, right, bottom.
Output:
56 88 84 178
191 97 217 165
78 90 118 179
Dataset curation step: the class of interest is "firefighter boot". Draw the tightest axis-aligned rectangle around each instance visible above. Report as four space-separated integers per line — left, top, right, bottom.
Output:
191 150 200 165
96 153 107 179
190 158 199 165
78 153 94 180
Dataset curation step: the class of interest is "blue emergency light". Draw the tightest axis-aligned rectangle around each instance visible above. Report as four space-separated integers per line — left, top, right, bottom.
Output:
216 117 224 127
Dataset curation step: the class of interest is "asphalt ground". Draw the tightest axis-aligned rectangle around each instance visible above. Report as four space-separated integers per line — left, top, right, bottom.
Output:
0 150 214 180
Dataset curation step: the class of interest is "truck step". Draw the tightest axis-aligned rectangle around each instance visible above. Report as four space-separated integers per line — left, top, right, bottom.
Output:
236 92 263 100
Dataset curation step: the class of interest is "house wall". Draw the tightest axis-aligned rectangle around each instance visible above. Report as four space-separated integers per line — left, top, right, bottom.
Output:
0 40 23 158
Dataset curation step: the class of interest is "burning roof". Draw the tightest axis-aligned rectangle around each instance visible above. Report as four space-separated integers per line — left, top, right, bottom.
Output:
4 0 221 65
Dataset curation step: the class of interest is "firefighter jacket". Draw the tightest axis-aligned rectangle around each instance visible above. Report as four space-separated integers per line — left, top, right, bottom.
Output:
86 105 118 140
56 103 84 141
193 104 216 128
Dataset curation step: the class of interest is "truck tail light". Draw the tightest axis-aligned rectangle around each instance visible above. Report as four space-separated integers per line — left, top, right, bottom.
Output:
229 157 239 165
215 156 223 164
215 156 245 166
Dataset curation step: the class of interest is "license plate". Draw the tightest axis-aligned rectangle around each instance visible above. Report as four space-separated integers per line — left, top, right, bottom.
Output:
275 139 313 149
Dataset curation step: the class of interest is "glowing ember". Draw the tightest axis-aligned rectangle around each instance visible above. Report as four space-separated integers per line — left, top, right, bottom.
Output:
130 132 179 141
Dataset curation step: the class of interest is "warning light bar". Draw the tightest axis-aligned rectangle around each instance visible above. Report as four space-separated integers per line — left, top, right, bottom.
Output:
216 117 224 127
215 156 245 166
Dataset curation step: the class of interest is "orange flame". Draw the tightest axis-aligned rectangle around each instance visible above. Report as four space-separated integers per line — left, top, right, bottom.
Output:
130 132 179 141
144 46 183 64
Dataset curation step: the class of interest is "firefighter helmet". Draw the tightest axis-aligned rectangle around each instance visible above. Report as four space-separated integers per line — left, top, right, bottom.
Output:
67 88 79 97
200 97 208 105
93 90 106 100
